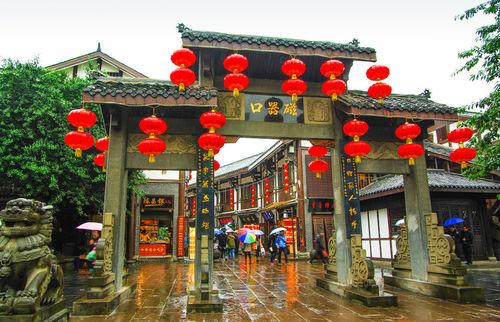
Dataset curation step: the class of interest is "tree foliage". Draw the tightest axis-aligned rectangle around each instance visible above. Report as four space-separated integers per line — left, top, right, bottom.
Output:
0 60 144 217
456 0 500 179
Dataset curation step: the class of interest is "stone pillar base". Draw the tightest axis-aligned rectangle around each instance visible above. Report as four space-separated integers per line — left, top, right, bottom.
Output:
186 286 223 313
72 283 136 316
0 300 68 322
384 272 485 303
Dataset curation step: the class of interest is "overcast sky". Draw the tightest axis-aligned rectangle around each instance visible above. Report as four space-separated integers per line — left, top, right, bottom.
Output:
0 0 492 166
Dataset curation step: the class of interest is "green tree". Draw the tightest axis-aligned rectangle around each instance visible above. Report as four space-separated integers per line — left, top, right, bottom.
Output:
0 59 144 219
456 0 499 179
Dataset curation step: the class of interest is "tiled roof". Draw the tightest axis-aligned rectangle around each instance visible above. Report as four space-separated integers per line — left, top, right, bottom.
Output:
340 91 457 115
84 77 218 100
215 153 263 178
360 169 500 199
177 23 375 55
424 140 452 158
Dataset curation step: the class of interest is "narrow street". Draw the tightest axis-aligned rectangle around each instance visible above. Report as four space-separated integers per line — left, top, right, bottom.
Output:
70 259 500 321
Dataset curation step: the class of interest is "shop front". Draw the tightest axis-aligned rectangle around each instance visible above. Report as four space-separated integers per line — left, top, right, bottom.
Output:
138 195 174 258
309 198 334 252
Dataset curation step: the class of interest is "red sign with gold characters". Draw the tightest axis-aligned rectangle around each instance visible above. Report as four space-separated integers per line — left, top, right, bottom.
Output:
139 243 167 256
177 216 185 257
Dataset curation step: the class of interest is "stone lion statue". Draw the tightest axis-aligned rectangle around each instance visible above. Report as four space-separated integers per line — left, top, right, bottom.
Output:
0 198 63 315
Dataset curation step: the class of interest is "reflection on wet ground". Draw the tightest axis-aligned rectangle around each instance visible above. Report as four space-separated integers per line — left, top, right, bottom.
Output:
70 258 500 321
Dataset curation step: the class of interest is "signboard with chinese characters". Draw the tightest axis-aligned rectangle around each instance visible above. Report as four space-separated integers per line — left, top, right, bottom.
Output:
245 94 304 123
139 243 167 257
177 216 185 257
195 148 215 238
341 154 362 237
141 195 174 213
308 199 334 212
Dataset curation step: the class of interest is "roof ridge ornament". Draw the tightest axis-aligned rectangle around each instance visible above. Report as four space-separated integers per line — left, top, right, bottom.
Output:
349 38 360 47
177 23 190 33
420 89 431 98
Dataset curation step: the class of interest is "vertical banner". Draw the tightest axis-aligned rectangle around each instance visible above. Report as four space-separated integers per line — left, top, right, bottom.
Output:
340 154 362 237
196 149 215 239
177 215 185 257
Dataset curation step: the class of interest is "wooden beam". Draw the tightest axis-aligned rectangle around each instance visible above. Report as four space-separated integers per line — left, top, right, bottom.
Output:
357 159 410 174
219 120 335 140
126 153 197 170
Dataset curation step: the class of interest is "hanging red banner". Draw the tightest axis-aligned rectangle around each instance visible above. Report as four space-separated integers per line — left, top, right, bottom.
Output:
177 215 186 257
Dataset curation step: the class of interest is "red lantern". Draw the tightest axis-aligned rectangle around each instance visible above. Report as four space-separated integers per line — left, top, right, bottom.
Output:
171 48 196 67
224 73 249 97
67 108 97 129
223 54 248 73
139 115 167 136
366 65 390 81
308 160 329 179
322 79 346 101
395 122 421 143
344 141 371 163
343 119 369 139
94 153 105 172
281 58 306 77
282 79 307 103
170 68 196 92
95 136 109 152
282 58 306 102
200 110 226 132
138 137 166 163
320 60 345 79
198 132 225 157
368 82 392 104
397 143 424 166
450 148 476 169
448 127 474 145
308 146 328 157
64 131 94 157
214 159 220 171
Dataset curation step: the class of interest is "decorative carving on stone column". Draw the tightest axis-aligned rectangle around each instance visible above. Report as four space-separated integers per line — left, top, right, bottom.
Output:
425 213 456 265
350 234 377 292
393 220 411 270
328 232 337 266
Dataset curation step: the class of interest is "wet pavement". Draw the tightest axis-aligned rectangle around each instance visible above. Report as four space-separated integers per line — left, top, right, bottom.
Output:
69 258 500 321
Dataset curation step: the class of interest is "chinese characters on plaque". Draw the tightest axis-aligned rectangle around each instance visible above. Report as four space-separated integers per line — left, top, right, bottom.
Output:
195 148 215 238
245 94 304 123
341 154 362 237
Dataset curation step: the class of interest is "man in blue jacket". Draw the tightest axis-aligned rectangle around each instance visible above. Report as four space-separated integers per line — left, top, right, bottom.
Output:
276 231 288 263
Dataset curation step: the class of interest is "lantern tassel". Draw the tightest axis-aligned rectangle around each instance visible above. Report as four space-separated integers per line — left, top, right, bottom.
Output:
233 88 239 97
355 156 362 163
292 94 298 103
149 154 156 163
179 83 185 92
208 149 214 157
377 98 384 104
315 172 321 179
461 162 468 169
102 166 106 173
75 149 82 158
409 158 415 166
331 93 338 101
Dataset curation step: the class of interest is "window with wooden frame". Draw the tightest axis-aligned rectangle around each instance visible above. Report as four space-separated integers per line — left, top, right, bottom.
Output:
360 209 396 259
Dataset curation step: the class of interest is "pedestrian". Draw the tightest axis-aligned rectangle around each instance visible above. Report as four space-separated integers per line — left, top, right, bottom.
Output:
448 226 462 259
460 226 474 265
227 232 236 259
268 233 277 264
311 233 327 264
243 243 252 261
217 231 227 261
276 231 288 264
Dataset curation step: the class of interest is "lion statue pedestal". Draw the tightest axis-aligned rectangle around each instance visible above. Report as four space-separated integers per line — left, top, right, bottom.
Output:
0 198 68 321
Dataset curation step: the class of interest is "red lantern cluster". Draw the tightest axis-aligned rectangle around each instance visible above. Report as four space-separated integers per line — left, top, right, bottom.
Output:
264 178 270 204
170 48 196 92
343 119 370 163
366 65 392 104
320 60 346 101
229 189 234 210
214 159 220 172
223 54 249 97
395 122 424 165
94 136 109 172
281 58 307 103
137 115 167 163
64 107 96 157
251 184 256 208
192 198 196 216
308 146 329 178
448 127 476 169
198 109 226 157
283 163 289 194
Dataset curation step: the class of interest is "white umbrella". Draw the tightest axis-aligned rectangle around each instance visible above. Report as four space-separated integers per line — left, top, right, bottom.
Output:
270 227 286 235
395 219 405 226
76 222 102 231
225 227 234 233
251 229 265 236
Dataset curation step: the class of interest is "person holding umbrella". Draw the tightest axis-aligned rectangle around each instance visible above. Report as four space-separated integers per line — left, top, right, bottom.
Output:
239 231 257 262
276 231 288 264
268 233 277 264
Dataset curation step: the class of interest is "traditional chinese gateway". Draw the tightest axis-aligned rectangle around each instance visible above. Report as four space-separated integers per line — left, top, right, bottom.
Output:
71 24 488 315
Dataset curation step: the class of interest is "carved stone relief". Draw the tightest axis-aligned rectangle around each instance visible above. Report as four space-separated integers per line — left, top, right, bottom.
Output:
217 93 245 120
350 234 375 288
365 142 399 160
127 134 197 154
303 97 332 124
425 213 456 265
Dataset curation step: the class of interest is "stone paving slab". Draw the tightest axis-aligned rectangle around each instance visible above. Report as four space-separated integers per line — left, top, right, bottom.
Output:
69 258 500 321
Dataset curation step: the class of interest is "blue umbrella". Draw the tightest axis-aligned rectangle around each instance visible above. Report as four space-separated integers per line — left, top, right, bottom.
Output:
214 228 223 235
270 227 286 235
444 217 464 227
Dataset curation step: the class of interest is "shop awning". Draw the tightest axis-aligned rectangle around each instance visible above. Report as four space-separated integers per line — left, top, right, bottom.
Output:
259 199 297 212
